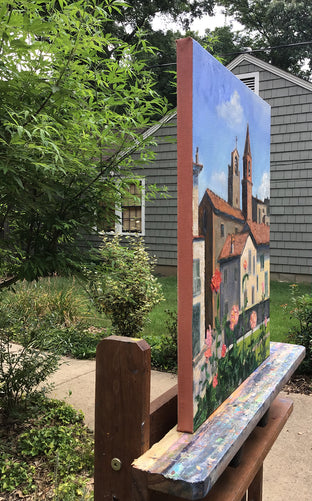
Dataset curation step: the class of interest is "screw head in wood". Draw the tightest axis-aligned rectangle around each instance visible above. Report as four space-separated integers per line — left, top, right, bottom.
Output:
111 458 122 471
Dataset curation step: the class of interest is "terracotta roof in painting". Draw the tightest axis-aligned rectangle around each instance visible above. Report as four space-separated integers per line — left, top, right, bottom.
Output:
219 232 250 261
246 221 270 245
204 188 244 221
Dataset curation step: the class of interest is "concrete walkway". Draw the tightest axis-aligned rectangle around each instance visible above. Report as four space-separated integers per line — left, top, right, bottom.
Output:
45 356 311 501
46 356 178 430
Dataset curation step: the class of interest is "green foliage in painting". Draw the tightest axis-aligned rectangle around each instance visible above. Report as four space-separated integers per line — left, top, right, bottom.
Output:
194 269 269 429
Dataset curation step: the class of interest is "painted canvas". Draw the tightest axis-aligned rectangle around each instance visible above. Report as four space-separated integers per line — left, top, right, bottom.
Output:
177 38 271 433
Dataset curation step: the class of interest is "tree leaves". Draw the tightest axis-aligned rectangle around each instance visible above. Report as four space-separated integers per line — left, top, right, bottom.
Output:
0 0 167 283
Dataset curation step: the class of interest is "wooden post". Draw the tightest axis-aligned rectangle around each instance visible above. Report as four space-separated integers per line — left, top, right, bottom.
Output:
94 336 151 501
248 465 263 501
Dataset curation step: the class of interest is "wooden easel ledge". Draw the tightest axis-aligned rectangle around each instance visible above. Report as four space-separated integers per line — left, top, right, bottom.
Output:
132 342 305 500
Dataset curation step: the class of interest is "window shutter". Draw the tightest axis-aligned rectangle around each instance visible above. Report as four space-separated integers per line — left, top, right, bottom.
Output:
237 72 259 95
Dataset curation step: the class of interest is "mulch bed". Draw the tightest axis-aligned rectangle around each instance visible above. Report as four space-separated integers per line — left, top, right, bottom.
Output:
283 374 312 396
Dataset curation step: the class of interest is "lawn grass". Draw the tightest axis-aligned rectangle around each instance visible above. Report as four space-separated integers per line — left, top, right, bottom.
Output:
2 274 310 351
142 275 177 337
270 281 311 343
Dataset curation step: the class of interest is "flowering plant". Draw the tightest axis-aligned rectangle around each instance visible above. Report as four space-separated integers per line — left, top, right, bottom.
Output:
210 269 222 294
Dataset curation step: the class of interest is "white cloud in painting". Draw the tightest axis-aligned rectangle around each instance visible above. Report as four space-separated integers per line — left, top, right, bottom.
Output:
257 171 270 200
216 91 243 129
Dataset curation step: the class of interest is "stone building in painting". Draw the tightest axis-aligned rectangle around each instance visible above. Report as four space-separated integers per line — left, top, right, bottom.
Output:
192 148 205 359
192 149 206 415
199 124 270 335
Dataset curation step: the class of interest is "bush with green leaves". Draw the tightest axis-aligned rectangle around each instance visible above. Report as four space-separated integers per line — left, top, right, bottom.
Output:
0 395 93 498
0 331 59 415
143 309 177 372
288 285 312 374
0 278 107 359
0 453 36 495
86 236 164 337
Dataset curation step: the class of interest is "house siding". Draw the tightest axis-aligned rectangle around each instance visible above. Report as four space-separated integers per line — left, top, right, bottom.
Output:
231 60 312 282
133 119 178 269
87 57 311 282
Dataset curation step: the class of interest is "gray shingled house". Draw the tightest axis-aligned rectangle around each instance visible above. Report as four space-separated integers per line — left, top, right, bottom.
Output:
109 54 312 283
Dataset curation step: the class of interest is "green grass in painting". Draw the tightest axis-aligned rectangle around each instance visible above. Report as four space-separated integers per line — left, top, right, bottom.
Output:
235 322 270 363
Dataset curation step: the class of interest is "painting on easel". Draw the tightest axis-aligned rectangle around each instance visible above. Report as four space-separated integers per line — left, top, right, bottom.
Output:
177 38 271 432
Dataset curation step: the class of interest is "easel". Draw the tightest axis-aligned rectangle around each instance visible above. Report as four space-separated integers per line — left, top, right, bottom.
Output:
94 336 305 501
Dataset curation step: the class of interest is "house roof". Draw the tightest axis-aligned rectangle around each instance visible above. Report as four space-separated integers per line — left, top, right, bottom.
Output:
246 221 270 245
203 188 245 222
142 110 177 140
227 54 312 93
219 232 250 261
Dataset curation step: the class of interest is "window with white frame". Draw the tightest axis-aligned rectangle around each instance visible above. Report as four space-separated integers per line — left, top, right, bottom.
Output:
119 180 145 234
98 179 145 236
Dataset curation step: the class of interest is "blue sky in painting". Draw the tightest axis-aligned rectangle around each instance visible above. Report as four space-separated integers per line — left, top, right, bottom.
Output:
192 41 271 205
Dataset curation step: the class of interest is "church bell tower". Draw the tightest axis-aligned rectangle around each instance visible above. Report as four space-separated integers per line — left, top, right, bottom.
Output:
228 137 240 209
242 124 253 221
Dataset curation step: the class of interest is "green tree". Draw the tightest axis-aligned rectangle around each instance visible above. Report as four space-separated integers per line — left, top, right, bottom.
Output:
0 0 168 287
99 0 216 106
219 0 312 78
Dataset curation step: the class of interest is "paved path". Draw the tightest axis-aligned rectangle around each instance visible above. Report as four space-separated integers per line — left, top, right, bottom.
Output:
46 356 311 501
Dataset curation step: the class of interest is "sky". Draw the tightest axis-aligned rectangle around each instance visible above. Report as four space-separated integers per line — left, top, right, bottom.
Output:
153 9 271 204
152 6 243 35
191 41 271 204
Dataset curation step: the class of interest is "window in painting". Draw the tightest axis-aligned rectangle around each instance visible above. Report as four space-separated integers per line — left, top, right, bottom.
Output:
193 259 201 297
248 249 252 274
221 223 224 237
234 267 238 282
265 271 269 297
224 268 227 285
224 301 229 318
260 254 265 270
192 303 201 357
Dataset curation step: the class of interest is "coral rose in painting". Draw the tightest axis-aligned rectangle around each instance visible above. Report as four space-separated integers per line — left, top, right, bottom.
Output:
250 311 257 330
230 304 239 331
212 374 218 388
210 269 222 293
221 344 227 358
205 347 212 361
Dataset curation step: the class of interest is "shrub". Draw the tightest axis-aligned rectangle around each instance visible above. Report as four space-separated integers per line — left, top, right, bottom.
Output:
143 310 177 372
287 285 312 374
0 395 93 498
0 331 59 415
86 236 164 337
0 278 107 359
0 278 90 340
0 453 36 494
